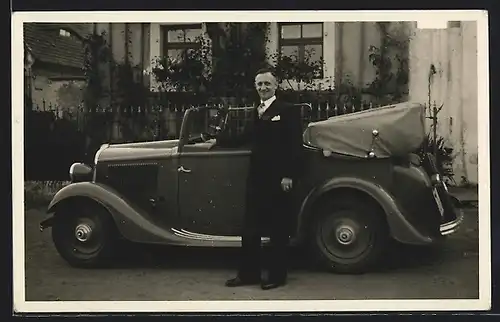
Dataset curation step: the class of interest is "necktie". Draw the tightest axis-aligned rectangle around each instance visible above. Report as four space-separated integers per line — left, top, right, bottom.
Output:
257 103 266 118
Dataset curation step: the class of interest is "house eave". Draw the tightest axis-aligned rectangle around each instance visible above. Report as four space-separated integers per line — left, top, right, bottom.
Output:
32 60 85 76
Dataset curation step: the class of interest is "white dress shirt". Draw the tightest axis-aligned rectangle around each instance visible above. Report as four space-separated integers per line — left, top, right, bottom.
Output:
258 95 276 117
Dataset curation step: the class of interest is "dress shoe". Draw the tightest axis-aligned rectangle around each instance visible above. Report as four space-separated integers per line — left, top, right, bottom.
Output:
225 276 260 287
260 279 286 290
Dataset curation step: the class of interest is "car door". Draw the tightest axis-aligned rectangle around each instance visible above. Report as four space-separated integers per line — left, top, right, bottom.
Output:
177 145 251 236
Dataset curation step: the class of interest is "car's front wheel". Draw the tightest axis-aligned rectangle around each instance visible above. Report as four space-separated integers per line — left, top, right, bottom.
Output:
52 202 119 268
310 195 389 274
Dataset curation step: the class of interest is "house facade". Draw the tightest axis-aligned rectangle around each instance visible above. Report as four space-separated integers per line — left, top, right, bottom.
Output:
94 22 408 94
23 23 93 115
149 22 409 92
409 21 478 185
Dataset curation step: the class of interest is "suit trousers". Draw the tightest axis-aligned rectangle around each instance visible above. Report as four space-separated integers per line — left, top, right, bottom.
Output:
238 174 292 281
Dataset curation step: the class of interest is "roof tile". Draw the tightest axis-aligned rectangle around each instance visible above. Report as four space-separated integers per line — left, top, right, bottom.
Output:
24 23 92 69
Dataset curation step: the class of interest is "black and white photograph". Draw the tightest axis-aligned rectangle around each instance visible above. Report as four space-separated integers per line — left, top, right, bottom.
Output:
12 10 490 313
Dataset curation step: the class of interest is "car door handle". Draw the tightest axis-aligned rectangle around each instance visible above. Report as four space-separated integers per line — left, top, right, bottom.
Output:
178 166 192 173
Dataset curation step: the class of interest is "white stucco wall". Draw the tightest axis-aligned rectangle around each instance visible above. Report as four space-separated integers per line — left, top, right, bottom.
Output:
409 21 478 185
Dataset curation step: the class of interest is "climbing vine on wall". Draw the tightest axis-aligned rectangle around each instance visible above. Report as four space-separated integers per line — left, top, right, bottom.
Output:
82 31 111 114
366 22 410 105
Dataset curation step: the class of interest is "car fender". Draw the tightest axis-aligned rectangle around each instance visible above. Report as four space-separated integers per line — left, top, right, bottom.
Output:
42 182 186 245
297 177 433 245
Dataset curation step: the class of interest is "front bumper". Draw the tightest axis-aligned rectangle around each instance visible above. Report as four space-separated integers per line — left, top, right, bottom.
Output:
440 208 464 236
39 214 54 232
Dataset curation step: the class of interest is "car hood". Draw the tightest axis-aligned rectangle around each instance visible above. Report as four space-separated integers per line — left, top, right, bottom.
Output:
96 139 179 163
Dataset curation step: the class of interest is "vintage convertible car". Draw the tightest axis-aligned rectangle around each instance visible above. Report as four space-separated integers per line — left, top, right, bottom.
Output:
39 101 463 273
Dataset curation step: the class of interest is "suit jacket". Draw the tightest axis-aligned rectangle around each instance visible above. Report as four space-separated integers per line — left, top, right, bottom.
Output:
217 97 304 185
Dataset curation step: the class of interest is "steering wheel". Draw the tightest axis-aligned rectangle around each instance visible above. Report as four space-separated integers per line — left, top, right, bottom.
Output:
186 107 229 145
200 132 215 142
186 131 214 144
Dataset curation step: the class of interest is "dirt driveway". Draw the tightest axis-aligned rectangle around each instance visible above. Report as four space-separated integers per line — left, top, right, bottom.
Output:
23 207 479 301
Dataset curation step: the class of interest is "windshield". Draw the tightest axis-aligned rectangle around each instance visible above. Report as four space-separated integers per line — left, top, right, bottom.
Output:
185 106 254 141
185 107 219 140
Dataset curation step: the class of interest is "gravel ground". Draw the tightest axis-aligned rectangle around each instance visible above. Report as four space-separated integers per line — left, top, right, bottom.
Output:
23 207 479 301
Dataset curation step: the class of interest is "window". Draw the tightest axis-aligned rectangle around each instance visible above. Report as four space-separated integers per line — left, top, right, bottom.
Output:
448 21 461 28
59 29 72 37
161 24 203 62
278 22 324 77
58 28 80 41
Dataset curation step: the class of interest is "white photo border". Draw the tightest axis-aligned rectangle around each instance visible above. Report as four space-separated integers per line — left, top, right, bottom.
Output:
12 9 491 313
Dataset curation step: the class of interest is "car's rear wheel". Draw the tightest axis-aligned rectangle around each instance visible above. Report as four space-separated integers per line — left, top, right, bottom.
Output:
310 195 389 274
52 202 119 268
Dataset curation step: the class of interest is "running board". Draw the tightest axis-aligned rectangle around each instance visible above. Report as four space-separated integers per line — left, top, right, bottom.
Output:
171 228 271 243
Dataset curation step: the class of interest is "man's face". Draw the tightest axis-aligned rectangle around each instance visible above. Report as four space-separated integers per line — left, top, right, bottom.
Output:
255 72 278 101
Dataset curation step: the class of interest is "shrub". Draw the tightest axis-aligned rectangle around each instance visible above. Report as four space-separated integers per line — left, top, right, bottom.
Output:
24 181 70 209
417 134 456 184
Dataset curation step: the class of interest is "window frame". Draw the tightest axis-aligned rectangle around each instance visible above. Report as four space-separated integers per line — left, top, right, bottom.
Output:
161 23 203 61
277 22 324 78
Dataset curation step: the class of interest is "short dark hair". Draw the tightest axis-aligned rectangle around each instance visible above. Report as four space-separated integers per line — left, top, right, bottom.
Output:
255 66 277 78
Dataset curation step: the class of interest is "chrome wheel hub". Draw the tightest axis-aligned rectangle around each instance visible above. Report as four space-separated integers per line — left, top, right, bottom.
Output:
336 225 356 245
75 223 93 242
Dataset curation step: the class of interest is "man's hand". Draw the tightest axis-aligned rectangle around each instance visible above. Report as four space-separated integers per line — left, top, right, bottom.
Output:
281 177 293 192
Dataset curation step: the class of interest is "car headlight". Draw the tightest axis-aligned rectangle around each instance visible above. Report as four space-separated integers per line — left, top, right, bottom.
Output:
69 162 93 182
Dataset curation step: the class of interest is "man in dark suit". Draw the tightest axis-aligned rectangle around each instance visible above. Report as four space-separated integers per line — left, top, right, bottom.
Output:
218 67 304 290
